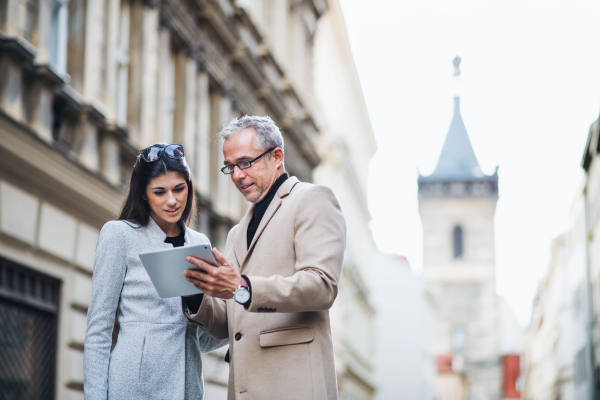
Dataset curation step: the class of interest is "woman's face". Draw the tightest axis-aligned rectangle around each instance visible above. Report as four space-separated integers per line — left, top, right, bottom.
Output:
146 171 188 231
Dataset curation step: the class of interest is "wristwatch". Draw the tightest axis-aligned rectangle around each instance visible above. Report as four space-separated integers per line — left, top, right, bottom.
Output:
233 277 251 305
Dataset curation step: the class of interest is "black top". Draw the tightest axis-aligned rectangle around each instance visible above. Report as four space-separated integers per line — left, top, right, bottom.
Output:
164 228 185 247
175 226 205 313
247 173 289 249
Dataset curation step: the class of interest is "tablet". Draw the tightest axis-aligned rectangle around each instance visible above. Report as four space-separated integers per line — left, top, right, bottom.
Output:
139 243 219 298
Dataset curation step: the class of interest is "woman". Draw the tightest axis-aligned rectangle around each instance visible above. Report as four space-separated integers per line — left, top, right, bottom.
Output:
84 143 226 399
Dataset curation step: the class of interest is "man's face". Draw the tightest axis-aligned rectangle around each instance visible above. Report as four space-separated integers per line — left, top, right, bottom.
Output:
223 128 282 203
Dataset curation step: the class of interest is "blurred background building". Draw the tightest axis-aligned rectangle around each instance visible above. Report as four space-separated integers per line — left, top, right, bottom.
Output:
313 1 436 398
0 0 438 399
312 0 377 397
523 116 600 400
523 234 578 400
371 254 437 400
418 57 523 400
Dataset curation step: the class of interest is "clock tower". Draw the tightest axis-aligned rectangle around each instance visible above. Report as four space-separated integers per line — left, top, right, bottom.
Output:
418 56 502 399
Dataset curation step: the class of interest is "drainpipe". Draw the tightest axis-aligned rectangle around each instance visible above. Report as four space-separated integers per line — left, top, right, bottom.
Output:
584 185 598 400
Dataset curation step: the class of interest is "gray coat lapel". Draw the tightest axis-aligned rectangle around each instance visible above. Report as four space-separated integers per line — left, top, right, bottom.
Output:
146 217 171 249
146 216 190 248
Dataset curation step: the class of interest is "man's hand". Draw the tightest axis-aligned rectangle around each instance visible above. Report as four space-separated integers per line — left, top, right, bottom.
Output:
183 248 242 299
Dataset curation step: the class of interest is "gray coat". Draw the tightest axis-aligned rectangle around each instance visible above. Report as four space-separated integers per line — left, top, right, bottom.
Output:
84 217 227 400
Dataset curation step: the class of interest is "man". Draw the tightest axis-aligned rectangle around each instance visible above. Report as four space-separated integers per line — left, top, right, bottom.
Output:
181 115 346 400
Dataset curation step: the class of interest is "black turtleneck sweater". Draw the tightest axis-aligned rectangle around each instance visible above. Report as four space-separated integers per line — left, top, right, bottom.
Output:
247 172 289 249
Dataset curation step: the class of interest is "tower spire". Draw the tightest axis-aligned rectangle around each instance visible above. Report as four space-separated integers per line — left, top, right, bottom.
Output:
453 55 461 98
418 56 494 182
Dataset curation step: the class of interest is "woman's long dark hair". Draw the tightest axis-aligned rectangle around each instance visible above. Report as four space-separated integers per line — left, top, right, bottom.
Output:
118 143 195 228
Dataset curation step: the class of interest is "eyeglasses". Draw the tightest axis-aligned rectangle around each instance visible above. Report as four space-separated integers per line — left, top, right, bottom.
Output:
221 148 275 175
139 144 184 163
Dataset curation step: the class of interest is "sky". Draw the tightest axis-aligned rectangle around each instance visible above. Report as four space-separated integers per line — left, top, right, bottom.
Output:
338 0 600 326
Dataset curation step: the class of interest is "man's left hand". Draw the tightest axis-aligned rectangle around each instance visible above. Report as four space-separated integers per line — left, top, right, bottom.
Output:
184 248 241 299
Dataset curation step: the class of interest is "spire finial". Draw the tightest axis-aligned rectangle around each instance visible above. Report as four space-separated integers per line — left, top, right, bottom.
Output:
453 55 461 77
453 55 462 97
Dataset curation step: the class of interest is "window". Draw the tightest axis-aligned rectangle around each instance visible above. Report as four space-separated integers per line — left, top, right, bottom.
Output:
97 0 111 101
0 257 59 400
0 0 7 30
573 283 585 317
23 0 40 46
575 347 588 384
450 183 466 196
159 29 175 143
49 0 68 71
453 226 463 259
114 0 130 127
451 327 467 351
472 183 490 196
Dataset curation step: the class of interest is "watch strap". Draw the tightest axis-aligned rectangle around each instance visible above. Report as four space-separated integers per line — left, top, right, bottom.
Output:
240 275 252 309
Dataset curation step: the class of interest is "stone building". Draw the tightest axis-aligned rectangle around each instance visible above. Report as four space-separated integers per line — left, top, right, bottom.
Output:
418 57 521 400
0 0 328 399
522 234 581 400
313 3 439 399
521 118 600 400
312 0 377 397
565 116 600 400
372 255 437 400
582 117 600 399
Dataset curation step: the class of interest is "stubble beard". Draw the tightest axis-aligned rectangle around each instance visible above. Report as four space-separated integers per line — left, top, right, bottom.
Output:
248 185 264 204
236 179 264 204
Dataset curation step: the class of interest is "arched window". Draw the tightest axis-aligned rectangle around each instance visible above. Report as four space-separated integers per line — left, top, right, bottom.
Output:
453 226 463 259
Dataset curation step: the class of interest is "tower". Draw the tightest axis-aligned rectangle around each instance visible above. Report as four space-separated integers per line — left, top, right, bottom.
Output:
418 56 501 400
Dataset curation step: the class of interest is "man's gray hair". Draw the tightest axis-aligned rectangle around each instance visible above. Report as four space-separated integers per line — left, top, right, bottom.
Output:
218 115 284 154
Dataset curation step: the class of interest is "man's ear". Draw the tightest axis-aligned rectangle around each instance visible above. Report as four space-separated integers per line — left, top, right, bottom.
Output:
273 148 284 166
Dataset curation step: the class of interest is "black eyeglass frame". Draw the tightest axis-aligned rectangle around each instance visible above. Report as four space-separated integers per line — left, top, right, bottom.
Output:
138 144 185 163
220 148 276 175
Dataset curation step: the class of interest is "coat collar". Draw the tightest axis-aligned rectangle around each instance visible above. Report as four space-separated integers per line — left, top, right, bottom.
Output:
233 176 299 270
146 216 189 246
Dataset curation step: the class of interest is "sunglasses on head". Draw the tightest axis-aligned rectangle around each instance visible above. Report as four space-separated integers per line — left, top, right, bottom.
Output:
139 144 184 163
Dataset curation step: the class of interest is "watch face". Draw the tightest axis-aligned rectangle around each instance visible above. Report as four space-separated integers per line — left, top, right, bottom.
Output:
234 288 251 304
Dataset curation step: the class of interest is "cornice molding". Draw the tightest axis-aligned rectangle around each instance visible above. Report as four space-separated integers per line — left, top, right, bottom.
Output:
158 0 321 168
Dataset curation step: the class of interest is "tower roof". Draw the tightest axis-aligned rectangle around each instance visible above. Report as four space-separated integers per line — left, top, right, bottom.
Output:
419 57 497 183
428 96 482 180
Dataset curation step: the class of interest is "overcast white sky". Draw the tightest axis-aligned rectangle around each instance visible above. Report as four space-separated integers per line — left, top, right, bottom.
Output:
339 0 600 326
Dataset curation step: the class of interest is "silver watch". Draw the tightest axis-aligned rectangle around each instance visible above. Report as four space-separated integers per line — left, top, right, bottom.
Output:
233 283 251 305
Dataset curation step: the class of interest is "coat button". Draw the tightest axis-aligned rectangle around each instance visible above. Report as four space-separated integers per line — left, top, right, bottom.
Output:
235 332 242 341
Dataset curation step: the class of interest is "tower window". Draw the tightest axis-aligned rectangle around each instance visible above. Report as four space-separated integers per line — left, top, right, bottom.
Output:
453 226 463 259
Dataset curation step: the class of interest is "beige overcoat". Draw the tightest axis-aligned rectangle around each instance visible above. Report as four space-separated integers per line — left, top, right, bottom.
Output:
183 176 346 400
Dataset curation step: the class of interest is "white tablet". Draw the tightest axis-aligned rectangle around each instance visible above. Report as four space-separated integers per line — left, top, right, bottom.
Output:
139 244 219 298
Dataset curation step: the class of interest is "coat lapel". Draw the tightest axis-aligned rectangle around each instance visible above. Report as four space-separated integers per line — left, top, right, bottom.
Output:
233 204 254 267
146 216 173 249
238 176 299 272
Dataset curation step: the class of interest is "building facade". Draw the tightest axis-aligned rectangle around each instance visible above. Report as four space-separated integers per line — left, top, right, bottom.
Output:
523 234 580 400
313 3 439 399
582 117 600 399
372 255 437 400
0 0 327 398
521 119 600 400
312 0 377 398
418 57 521 400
